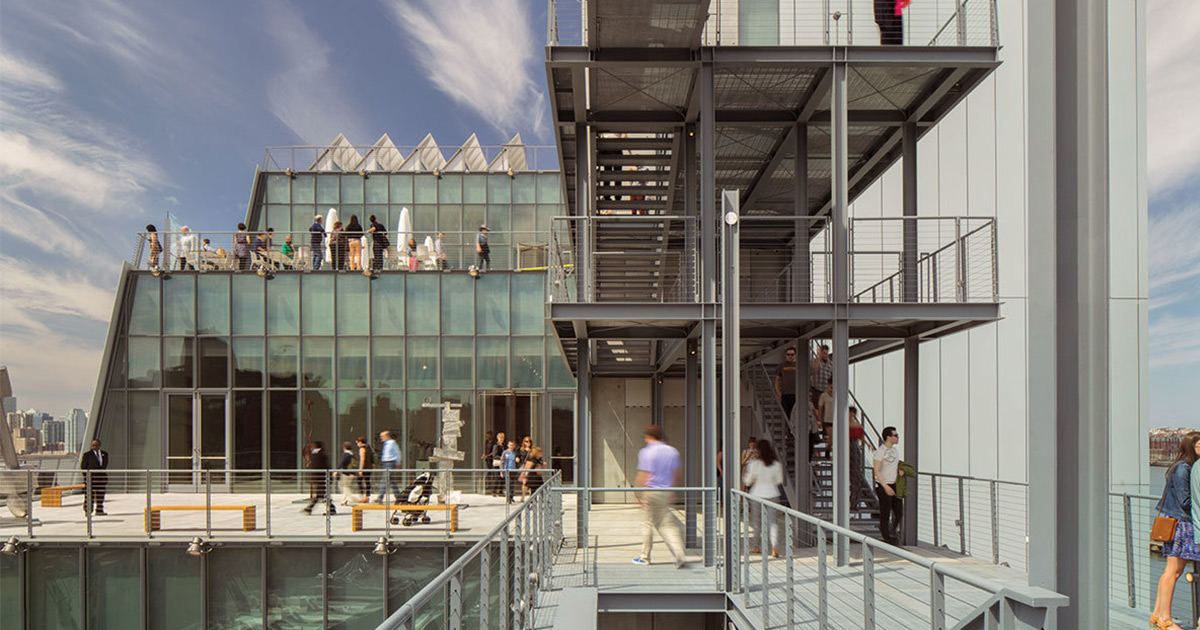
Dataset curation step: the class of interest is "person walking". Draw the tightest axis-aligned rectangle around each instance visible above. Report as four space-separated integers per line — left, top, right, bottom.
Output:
518 436 533 467
874 0 904 45
500 440 520 504
743 440 785 558
849 407 866 507
376 431 402 504
309 215 325 270
80 439 109 516
774 348 798 418
739 437 758 491
475 225 491 272
521 447 546 497
336 442 364 505
356 436 374 499
490 432 507 498
1151 431 1200 630
872 426 904 544
345 215 363 271
145 225 163 270
809 344 833 411
302 441 335 515
368 215 389 272
632 425 687 568
480 431 496 494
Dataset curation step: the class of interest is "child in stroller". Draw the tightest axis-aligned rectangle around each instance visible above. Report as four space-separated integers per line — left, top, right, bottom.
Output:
390 471 434 526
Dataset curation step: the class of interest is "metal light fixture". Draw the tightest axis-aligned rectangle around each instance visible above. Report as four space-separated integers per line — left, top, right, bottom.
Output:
506 168 515 179
1 536 22 556
285 168 295 179
359 169 369 178
372 536 396 556
433 169 443 179
185 537 211 556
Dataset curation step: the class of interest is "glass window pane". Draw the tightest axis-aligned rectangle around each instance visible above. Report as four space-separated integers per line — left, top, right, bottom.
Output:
302 390 334 456
128 337 161 388
538 205 559 234
267 204 291 233
442 338 473 389
199 337 229 388
439 173 462 203
97 393 127 469
413 204 437 234
163 274 195 334
341 174 363 203
28 548 81 630
232 275 264 335
372 337 403 388
547 342 576 388
477 337 508 389
292 204 317 238
208 548 263 629
511 273 544 334
233 337 263 388
463 173 487 204
512 204 537 234
406 391 438 465
389 174 412 203
371 274 404 334
266 548 322 627
128 274 160 334
439 204 462 234
234 391 262 470
302 274 335 335
337 274 369 335
197 274 229 335
464 206 486 237
328 549 384 629
337 337 369 388
163 337 194 388
302 337 334 388
317 175 340 203
537 173 562 203
476 274 509 334
439 390 476 465
269 391 299 471
0 549 14 630
372 392 403 446
487 174 511 203
267 174 290 201
337 391 369 454
387 548 446 618
550 393 575 483
487 205 511 235
414 174 437 203
149 548 201 630
267 337 299 388
513 173 537 204
406 274 439 335
128 392 161 470
267 273 299 334
292 174 315 204
512 337 543 388
406 337 438 388
441 274 474 334
88 548 141 630
365 174 388 203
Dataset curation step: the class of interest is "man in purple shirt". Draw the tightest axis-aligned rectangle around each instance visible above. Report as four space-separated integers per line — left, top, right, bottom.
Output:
633 425 687 568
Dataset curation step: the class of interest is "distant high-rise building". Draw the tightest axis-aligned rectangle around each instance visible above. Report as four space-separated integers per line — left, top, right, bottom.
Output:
23 409 52 431
7 411 33 430
65 408 88 452
42 418 66 449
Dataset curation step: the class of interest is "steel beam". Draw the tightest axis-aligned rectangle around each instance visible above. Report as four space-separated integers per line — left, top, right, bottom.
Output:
546 45 1000 68
830 59 851 565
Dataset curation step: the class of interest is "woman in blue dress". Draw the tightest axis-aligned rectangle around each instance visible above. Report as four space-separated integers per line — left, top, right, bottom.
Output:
1151 431 1200 630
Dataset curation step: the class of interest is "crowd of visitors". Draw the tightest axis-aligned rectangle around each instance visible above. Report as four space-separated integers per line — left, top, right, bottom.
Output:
482 431 548 503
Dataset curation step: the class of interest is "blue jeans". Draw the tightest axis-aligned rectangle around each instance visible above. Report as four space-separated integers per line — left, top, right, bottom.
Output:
377 461 401 503
312 247 324 270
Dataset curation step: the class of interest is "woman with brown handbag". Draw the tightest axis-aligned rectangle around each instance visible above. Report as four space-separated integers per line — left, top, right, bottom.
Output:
1151 431 1200 630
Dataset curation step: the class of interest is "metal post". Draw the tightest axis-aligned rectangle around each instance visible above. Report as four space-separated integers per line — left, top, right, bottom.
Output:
902 123 918 303
722 189 741 582
145 469 152 540
700 54 719 570
741 496 750 596
817 525 828 626
1123 495 1136 607
902 338 920 545
500 528 510 630
797 343 811 528
956 0 968 45
576 341 591 546
85 470 92 538
958 477 967 553
482 544 491 627
785 516 795 627
685 338 699 542
794 122 811 303
932 477 940 547
931 568 947 630
955 218 966 302
449 569 463 630
863 543 876 629
761 502 769 626
991 481 1000 564
830 59 851 565
206 469 212 538
265 469 272 538
27 469 35 538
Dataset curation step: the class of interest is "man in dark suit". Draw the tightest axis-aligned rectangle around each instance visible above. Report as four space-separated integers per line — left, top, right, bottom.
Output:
80 439 109 515
302 441 335 515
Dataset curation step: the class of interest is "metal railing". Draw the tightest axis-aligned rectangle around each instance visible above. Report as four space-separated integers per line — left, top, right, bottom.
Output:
0 467 555 541
375 473 562 630
850 216 998 303
260 145 560 173
731 490 1066 628
741 216 833 303
547 0 585 46
548 216 700 304
131 230 550 274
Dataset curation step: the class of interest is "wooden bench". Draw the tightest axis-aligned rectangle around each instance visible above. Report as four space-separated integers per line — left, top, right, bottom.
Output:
351 504 459 532
41 484 86 508
145 505 256 533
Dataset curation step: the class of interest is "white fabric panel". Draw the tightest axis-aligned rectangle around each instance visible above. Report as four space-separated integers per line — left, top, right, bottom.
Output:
995 299 1028 483
967 325 999 479
938 334 970 474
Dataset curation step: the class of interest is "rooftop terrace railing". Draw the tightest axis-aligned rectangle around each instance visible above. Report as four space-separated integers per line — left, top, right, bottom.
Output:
548 0 999 48
260 145 560 173
130 230 550 274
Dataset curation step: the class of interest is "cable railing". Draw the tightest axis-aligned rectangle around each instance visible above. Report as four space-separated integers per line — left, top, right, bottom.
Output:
740 216 832 303
850 216 998 303
0 467 556 542
730 490 1066 628
375 473 562 630
130 230 550 274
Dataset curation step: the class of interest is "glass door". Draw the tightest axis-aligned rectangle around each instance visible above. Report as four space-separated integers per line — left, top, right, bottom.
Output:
165 391 231 491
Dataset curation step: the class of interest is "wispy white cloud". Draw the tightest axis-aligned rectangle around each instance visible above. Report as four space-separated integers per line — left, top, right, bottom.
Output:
0 51 64 92
384 0 548 138
1147 197 1200 295
1149 312 1200 368
1147 0 1200 193
262 0 370 145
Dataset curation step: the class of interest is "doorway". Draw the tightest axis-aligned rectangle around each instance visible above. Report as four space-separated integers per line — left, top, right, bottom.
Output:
480 392 542 454
165 391 231 490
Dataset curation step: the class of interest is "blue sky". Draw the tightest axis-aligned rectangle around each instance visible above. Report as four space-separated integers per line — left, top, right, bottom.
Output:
0 0 1196 427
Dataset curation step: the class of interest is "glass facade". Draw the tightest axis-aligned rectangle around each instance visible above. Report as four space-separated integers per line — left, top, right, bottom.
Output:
92 170 574 471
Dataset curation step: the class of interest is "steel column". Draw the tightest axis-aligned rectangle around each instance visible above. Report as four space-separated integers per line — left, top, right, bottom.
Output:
576 341 591 546
902 122 918 302
829 59 851 565
902 337 920 545
700 55 719 570
721 190 741 589
685 338 699 541
794 122 811 303
796 341 811 527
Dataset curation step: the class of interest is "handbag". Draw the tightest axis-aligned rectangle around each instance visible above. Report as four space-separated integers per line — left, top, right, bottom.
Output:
1151 513 1178 543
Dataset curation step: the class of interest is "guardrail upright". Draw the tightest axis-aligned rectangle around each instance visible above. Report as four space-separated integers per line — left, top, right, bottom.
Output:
1123 494 1136 607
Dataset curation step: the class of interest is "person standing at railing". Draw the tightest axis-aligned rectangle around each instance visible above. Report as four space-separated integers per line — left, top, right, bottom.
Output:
345 215 364 271
475 225 491 273
501 439 520 504
434 232 447 270
309 215 325 270
145 225 162 270
177 226 197 270
632 424 687 569
774 348 798 418
1151 431 1200 630
80 439 109 516
368 214 389 273
302 441 335 515
406 237 419 272
233 223 252 271
376 431 402 504
872 426 904 545
743 440 784 558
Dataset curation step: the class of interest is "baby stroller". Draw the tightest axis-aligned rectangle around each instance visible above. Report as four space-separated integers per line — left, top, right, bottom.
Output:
390 471 434 526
